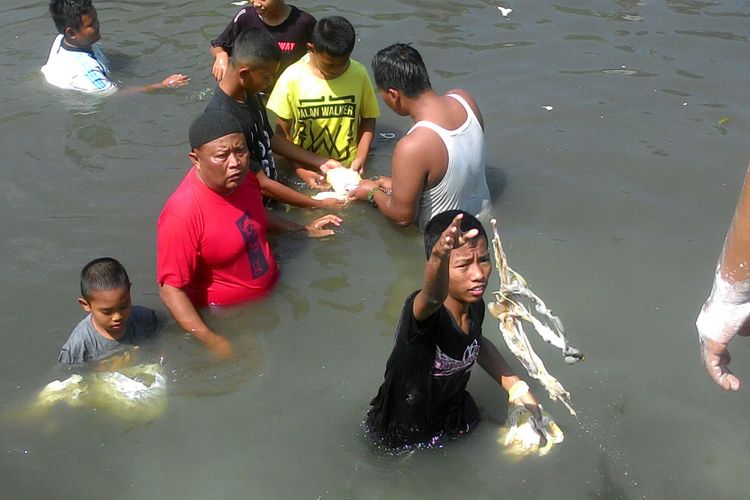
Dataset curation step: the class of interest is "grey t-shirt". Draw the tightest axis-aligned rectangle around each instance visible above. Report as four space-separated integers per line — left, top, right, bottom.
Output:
58 305 159 364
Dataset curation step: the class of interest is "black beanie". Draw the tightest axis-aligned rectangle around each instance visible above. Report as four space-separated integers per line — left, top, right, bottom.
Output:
189 111 244 149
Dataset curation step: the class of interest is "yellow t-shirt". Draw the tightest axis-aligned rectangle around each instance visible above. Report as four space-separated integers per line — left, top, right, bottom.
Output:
266 54 380 165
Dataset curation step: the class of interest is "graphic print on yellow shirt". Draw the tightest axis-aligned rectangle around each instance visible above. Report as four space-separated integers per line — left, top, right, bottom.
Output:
266 55 380 165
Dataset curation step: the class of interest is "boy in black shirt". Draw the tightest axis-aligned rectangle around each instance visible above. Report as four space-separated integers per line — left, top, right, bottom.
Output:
365 210 545 450
210 0 315 88
205 28 344 209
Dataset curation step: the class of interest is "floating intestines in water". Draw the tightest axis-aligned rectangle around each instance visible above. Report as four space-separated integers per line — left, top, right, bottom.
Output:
32 363 166 421
312 167 362 201
487 218 582 417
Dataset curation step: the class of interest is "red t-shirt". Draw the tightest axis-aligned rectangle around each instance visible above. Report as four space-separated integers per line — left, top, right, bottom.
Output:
157 168 279 306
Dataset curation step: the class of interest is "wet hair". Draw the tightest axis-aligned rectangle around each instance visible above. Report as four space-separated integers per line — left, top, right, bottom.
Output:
310 16 355 57
80 257 130 301
49 0 93 34
372 43 432 98
423 210 488 259
231 27 281 68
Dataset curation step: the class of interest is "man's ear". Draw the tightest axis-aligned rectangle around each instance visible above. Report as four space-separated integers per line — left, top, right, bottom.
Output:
78 297 92 313
188 150 200 169
237 66 249 81
386 88 400 101
306 42 315 54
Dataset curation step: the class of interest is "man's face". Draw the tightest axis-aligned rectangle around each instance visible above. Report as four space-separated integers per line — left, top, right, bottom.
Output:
67 7 101 48
191 133 250 195
308 47 350 80
448 237 491 304
79 287 132 339
239 60 280 93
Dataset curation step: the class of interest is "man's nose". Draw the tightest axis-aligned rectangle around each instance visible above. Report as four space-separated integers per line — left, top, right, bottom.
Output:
228 152 242 166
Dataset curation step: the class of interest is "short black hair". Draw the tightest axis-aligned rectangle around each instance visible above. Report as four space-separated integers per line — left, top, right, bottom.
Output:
423 210 488 259
80 257 130 301
49 0 93 34
231 27 281 68
310 16 355 57
372 43 431 98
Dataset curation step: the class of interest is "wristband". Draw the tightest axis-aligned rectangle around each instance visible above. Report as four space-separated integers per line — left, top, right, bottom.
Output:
367 187 379 208
508 380 530 403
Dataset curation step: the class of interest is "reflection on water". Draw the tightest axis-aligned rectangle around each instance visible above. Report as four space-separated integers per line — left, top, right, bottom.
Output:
2 0 750 497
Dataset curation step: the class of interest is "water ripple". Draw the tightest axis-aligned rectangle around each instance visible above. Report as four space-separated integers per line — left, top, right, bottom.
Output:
674 29 748 42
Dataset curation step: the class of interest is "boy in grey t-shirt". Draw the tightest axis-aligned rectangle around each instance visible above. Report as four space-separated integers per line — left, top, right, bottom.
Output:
59 258 158 365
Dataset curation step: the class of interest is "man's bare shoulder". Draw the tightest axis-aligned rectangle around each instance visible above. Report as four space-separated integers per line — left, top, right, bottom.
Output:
445 88 476 104
445 88 484 128
395 127 444 156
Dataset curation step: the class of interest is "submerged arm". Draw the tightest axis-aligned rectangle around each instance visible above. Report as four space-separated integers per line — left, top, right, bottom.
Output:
159 284 232 359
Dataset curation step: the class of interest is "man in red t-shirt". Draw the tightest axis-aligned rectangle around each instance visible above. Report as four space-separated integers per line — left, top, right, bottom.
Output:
157 111 341 358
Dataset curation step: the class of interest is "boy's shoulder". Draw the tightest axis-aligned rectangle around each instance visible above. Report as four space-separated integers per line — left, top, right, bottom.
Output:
41 35 114 94
288 5 316 25
129 305 159 331
59 314 99 364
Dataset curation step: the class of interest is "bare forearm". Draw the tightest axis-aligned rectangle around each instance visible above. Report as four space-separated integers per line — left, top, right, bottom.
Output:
270 135 328 170
258 173 318 208
159 283 215 343
720 165 750 283
370 188 415 226
477 337 519 391
353 118 376 167
420 254 450 308
266 212 305 234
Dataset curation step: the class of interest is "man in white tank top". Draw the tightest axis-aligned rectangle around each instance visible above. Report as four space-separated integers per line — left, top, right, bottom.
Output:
348 43 491 231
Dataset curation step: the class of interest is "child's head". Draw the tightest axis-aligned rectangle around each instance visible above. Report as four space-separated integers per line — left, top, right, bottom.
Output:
78 257 132 339
424 210 491 303
308 16 355 80
230 28 281 93
371 43 432 98
49 0 100 48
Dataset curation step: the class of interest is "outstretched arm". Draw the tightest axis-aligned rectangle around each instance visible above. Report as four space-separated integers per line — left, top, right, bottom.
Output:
270 133 344 172
348 135 426 226
159 283 233 359
266 212 342 237
118 73 190 96
255 171 343 208
697 164 750 391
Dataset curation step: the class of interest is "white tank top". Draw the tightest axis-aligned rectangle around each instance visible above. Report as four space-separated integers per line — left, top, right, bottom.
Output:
409 94 492 231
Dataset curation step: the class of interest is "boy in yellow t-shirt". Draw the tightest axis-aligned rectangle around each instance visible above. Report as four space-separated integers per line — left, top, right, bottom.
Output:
266 16 380 186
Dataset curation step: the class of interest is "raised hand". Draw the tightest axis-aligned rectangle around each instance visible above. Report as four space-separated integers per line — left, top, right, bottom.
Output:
432 213 480 259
